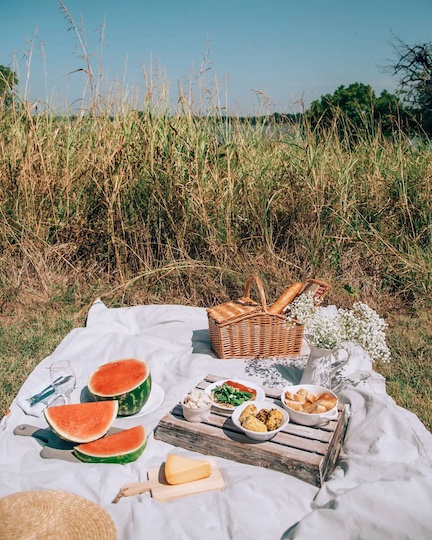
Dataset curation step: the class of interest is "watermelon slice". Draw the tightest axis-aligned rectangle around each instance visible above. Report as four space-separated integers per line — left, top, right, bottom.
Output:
88 358 152 416
44 401 118 443
73 425 147 464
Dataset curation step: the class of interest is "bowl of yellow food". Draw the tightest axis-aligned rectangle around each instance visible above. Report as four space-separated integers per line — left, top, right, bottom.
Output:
280 384 339 427
231 400 289 441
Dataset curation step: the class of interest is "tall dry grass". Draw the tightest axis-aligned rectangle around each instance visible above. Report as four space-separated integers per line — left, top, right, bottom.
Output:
1 87 431 311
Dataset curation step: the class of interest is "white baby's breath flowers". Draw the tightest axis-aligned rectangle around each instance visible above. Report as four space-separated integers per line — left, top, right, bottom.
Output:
305 310 344 349
288 293 391 363
339 302 391 363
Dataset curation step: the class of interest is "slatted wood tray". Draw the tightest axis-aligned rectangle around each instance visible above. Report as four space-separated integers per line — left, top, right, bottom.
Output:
154 374 348 487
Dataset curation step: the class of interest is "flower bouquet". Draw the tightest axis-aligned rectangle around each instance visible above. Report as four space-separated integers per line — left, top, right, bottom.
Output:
287 293 391 364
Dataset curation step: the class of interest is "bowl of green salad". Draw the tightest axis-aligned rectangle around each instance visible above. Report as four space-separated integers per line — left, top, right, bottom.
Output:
204 379 265 410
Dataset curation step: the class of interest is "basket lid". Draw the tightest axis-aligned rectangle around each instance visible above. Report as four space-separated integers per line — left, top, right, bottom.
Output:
207 274 271 324
0 490 118 540
207 301 261 324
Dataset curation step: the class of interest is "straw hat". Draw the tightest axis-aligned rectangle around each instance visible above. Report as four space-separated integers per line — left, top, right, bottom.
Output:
0 490 118 540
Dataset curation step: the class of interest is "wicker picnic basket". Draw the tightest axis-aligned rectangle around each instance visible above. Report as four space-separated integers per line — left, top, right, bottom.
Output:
298 278 331 305
207 275 330 359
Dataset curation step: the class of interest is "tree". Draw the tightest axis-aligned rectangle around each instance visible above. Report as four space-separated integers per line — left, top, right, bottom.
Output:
374 89 412 135
390 38 432 134
0 65 18 108
306 82 409 136
307 82 375 128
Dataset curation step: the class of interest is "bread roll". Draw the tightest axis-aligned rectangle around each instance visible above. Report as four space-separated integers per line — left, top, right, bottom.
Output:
305 391 318 403
315 398 337 411
268 282 303 314
284 391 307 403
300 402 314 413
319 392 336 401
311 403 328 414
283 399 304 412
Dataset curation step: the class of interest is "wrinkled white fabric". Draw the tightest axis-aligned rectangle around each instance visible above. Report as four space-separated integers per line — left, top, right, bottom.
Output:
0 300 431 540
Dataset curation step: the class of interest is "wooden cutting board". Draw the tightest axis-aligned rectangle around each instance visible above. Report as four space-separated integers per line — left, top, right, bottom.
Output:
113 459 225 503
13 424 123 462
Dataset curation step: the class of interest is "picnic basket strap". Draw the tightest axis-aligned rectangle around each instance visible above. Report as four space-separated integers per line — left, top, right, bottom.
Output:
239 274 268 312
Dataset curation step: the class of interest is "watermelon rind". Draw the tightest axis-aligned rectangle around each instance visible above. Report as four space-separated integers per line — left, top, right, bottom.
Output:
44 401 119 443
73 425 147 464
88 358 152 417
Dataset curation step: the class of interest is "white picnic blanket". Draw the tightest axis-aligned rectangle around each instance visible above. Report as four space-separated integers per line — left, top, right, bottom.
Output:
0 300 431 539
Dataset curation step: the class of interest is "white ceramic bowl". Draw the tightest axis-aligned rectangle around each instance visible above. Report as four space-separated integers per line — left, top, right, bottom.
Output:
231 400 289 441
280 384 339 427
181 390 212 423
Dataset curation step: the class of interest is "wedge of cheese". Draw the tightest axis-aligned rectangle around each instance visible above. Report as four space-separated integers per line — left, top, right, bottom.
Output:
164 454 211 485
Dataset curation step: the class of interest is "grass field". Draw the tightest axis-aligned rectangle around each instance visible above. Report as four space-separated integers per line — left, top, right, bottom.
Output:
0 91 431 431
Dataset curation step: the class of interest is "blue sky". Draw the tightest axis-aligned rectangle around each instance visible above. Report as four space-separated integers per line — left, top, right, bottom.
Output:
2 0 432 114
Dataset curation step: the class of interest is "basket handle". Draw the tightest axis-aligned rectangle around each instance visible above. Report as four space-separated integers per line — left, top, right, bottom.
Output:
239 274 268 312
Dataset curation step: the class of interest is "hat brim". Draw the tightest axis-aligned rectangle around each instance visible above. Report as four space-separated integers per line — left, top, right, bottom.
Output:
0 490 117 540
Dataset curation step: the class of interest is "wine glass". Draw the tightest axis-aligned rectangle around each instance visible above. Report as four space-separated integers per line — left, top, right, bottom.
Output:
48 360 76 405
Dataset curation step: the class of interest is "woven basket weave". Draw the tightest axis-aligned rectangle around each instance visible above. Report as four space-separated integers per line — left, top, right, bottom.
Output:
0 490 118 540
207 275 305 359
298 278 331 307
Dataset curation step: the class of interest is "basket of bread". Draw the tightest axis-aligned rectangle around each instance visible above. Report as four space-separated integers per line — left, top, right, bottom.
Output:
206 274 330 359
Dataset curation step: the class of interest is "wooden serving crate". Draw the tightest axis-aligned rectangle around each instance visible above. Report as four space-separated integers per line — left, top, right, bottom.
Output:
154 374 347 487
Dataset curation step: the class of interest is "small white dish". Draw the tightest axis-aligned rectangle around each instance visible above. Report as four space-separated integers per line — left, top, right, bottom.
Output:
231 400 289 442
181 390 212 423
204 379 265 410
280 384 339 427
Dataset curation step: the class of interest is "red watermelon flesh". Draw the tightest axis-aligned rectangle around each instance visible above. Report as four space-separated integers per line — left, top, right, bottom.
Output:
73 425 147 464
88 358 148 395
88 358 152 416
44 401 119 443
